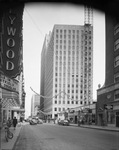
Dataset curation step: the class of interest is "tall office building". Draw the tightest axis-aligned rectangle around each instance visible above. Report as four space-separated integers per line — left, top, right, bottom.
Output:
31 94 40 117
40 24 93 119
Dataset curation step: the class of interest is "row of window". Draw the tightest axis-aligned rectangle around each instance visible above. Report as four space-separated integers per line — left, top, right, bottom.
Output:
55 45 80 50
55 39 80 44
55 34 80 39
56 29 80 34
114 25 119 84
55 83 79 87
54 101 91 112
55 50 80 55
55 29 92 35
54 100 79 104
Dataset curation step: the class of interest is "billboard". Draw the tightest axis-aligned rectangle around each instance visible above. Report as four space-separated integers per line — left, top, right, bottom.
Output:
0 4 24 78
0 74 19 93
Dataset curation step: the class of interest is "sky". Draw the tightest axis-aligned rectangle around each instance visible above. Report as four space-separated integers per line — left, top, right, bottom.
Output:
23 3 105 118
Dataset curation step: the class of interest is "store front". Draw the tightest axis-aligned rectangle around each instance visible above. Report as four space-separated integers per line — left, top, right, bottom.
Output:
106 103 119 127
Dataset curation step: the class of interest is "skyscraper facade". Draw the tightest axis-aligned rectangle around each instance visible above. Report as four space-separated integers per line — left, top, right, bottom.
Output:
40 24 93 119
31 94 40 117
97 15 119 127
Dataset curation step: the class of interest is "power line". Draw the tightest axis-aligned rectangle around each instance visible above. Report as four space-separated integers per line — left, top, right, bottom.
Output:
24 7 44 37
30 86 84 110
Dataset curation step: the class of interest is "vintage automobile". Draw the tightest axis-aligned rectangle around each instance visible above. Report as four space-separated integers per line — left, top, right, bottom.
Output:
37 119 43 124
29 118 37 125
58 119 70 126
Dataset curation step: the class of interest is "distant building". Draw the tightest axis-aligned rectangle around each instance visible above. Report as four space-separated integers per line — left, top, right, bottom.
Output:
40 24 93 119
31 94 40 117
97 14 119 127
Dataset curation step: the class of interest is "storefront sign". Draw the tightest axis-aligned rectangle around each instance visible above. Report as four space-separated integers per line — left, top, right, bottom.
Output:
0 74 19 93
0 5 24 78
104 104 113 110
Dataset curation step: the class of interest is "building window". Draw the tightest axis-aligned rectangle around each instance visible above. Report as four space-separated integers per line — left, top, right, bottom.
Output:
55 100 57 104
63 108 65 111
114 24 119 35
64 30 66 33
114 55 119 67
54 107 57 111
60 30 62 33
114 90 119 100
56 45 58 49
114 72 119 83
114 39 119 51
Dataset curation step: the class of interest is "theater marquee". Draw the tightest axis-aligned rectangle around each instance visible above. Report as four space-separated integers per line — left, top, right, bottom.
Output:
0 4 24 78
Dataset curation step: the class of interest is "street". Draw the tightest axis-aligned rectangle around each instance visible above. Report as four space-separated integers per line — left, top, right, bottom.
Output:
13 123 119 150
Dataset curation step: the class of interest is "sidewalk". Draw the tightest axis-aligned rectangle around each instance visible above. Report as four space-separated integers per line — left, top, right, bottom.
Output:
70 123 119 132
0 123 23 150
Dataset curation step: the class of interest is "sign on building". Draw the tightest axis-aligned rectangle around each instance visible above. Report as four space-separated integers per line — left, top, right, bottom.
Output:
0 4 24 78
0 74 19 93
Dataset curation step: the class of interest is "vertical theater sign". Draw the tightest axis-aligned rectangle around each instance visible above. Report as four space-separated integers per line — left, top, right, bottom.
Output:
0 4 24 124
1 5 24 78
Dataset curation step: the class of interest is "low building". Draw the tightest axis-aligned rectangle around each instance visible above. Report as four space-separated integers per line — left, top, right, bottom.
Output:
67 102 96 124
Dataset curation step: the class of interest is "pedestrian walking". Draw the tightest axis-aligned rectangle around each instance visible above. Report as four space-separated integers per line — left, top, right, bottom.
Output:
6 117 12 127
12 117 18 130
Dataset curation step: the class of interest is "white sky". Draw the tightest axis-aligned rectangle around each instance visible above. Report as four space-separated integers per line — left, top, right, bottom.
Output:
23 3 105 118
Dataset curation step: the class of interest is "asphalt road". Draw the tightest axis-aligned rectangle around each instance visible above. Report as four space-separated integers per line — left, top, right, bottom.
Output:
13 123 119 150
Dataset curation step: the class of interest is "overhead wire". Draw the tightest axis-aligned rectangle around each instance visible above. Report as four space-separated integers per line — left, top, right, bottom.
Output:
30 86 82 114
24 7 44 37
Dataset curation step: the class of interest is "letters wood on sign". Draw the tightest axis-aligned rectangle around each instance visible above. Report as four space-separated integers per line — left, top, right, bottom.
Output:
0 5 24 78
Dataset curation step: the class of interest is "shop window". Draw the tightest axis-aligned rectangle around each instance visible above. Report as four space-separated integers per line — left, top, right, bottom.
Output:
107 111 115 124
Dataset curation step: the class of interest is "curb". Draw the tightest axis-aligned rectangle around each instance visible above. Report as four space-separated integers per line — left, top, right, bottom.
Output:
12 125 23 150
70 124 119 132
12 128 21 150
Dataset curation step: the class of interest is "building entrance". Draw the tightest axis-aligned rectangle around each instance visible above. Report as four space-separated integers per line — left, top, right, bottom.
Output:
116 112 119 127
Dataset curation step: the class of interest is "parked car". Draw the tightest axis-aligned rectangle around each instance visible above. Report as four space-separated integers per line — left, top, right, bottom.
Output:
37 119 43 124
29 118 37 125
58 119 70 126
